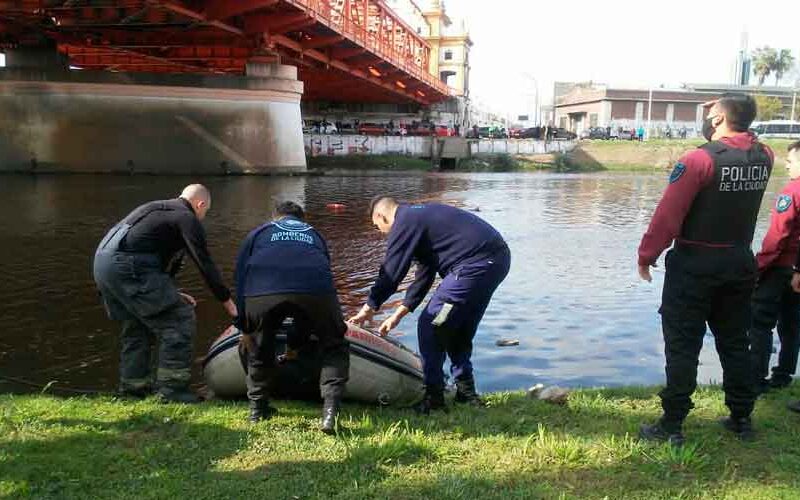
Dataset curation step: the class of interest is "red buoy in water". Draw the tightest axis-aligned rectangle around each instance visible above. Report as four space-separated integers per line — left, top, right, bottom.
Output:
326 203 346 211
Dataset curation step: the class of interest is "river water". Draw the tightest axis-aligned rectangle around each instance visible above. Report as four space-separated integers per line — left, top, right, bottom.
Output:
0 171 784 394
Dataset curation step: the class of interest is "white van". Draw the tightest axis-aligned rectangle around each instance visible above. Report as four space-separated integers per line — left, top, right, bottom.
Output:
750 120 800 139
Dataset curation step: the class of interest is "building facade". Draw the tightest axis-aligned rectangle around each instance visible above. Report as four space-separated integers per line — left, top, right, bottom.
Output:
555 81 799 136
555 85 712 136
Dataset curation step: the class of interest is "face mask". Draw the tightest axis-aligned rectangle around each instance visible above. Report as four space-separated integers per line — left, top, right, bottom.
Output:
702 116 716 142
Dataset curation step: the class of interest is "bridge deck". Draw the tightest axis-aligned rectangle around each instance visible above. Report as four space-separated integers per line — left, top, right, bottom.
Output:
0 0 453 104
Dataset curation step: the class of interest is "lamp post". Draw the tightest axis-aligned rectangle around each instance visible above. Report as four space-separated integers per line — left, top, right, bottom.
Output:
646 87 653 141
522 73 540 125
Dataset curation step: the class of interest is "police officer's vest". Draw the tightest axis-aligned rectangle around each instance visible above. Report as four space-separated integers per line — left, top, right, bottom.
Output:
680 141 772 245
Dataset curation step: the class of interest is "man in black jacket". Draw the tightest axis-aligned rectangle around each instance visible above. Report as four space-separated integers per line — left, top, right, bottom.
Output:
93 184 237 403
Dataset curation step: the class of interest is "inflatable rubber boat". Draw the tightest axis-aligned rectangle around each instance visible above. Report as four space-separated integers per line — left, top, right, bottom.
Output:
203 322 424 407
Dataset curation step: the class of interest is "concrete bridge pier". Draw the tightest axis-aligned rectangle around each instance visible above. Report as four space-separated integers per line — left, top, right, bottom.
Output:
0 50 306 174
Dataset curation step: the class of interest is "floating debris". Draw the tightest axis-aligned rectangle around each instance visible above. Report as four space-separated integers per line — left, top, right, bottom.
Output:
495 339 519 347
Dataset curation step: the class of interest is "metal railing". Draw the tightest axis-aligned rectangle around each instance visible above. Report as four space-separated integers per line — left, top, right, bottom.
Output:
287 0 452 96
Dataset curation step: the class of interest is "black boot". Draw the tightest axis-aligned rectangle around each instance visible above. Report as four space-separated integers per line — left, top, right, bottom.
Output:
788 400 800 413
755 378 771 396
720 416 755 441
638 417 685 446
249 402 277 423
156 387 202 404
768 376 792 390
454 376 486 407
116 385 151 400
320 400 340 435
414 385 447 415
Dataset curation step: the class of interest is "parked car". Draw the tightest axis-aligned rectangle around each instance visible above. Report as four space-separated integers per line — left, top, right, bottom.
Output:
304 120 337 134
476 126 492 138
553 127 577 140
508 128 523 139
580 127 608 140
337 123 357 135
358 123 386 136
434 125 454 137
518 127 542 139
618 129 635 140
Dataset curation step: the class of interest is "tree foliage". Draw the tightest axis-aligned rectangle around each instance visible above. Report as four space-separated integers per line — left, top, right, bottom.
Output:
754 94 783 120
752 46 796 86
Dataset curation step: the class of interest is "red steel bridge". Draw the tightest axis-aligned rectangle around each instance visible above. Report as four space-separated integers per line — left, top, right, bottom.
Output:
0 0 453 104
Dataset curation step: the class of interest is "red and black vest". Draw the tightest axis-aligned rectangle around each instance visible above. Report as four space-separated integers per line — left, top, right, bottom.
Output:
680 141 772 245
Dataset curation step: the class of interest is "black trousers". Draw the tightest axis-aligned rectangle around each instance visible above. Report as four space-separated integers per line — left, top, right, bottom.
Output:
659 246 757 424
243 293 349 408
749 266 800 383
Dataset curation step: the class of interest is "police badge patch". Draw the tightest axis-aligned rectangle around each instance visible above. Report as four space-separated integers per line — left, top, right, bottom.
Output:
776 194 792 213
669 163 686 184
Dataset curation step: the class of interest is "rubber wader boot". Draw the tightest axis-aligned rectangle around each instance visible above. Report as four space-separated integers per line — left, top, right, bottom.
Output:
454 376 486 407
414 385 447 415
320 399 340 435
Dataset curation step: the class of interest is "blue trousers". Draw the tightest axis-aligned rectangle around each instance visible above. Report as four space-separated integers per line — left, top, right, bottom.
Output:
417 247 510 387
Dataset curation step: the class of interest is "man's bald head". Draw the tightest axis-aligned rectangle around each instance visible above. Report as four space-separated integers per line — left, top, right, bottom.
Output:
369 196 398 217
369 196 399 234
180 184 211 220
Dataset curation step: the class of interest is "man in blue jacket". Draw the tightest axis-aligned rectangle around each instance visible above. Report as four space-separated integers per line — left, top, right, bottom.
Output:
234 201 348 433
349 196 510 413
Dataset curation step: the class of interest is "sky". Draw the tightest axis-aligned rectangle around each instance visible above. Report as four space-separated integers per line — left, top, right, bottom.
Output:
443 0 800 116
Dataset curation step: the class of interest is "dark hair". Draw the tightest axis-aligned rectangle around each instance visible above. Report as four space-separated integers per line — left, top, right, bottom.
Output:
274 201 305 220
716 93 757 132
789 140 800 153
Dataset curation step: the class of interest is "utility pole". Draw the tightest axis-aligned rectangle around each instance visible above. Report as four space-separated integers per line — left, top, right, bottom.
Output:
646 87 653 141
522 73 540 125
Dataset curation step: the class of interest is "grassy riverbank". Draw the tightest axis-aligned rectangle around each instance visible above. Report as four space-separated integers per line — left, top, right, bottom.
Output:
568 138 795 173
307 139 795 174
3 384 800 499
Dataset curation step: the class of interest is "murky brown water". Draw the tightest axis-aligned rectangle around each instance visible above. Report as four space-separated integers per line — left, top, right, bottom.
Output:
0 171 785 394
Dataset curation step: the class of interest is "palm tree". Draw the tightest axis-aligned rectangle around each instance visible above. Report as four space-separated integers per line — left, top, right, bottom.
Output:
752 47 777 86
773 49 796 86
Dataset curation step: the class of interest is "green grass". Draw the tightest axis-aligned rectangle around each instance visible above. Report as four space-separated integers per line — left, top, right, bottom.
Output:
3 385 800 499
574 139 795 173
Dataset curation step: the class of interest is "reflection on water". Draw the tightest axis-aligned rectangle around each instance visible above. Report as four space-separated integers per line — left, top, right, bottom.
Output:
0 172 783 393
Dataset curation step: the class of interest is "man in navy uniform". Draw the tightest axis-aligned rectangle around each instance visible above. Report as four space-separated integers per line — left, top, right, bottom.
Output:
93 184 237 403
749 140 800 395
234 201 348 433
349 197 510 413
637 94 774 445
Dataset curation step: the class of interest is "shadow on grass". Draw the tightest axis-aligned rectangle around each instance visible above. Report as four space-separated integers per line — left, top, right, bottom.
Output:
3 386 800 499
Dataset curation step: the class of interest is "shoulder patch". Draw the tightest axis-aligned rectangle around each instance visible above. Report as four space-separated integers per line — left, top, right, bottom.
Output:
776 194 792 213
669 163 686 184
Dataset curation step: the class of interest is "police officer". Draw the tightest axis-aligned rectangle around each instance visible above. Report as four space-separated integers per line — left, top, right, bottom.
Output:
93 184 237 403
749 140 800 395
637 94 774 445
349 197 510 413
234 201 348 433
